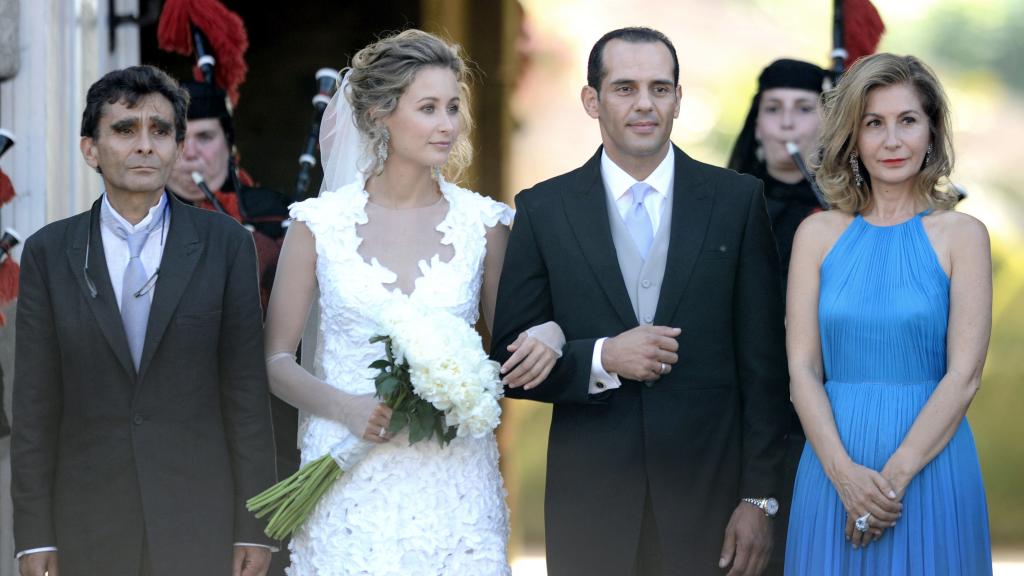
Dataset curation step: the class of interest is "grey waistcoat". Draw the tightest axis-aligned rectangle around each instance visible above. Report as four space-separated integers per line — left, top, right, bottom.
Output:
604 185 673 325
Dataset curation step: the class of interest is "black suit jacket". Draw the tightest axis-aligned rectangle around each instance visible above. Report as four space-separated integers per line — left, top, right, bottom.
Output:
12 195 277 576
492 146 789 575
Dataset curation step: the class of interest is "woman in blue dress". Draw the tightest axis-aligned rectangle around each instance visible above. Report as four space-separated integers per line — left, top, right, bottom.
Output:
785 53 992 575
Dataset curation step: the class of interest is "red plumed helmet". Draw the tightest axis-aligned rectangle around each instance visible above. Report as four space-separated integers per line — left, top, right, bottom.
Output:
0 168 18 325
157 0 249 103
844 0 886 67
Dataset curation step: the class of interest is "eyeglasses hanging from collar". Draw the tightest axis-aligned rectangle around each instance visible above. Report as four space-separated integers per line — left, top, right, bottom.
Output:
84 192 170 299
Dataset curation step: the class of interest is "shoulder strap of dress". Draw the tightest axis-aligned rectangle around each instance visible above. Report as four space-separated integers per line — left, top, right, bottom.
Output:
441 181 513 228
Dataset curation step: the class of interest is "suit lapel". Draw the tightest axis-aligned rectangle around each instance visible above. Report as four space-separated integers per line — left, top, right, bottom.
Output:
66 199 137 379
561 148 638 329
654 147 713 325
138 195 203 379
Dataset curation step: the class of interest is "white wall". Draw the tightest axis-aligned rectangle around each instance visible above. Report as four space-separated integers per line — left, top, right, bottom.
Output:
0 0 139 573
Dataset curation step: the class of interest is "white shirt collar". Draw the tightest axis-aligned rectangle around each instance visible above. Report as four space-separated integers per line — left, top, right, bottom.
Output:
600 146 675 201
101 191 168 234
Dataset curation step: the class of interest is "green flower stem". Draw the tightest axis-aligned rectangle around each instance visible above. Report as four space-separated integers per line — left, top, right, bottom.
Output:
248 454 343 540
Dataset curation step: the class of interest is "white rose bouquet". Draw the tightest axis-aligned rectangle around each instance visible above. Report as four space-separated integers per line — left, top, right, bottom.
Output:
247 299 503 540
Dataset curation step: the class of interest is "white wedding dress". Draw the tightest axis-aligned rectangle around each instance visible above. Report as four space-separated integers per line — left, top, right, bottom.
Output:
284 178 513 576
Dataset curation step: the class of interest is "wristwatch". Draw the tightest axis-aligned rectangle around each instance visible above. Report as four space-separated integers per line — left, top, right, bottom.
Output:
742 497 779 519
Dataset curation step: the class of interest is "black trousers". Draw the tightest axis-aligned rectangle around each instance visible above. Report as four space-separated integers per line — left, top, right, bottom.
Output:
634 485 663 576
139 531 151 576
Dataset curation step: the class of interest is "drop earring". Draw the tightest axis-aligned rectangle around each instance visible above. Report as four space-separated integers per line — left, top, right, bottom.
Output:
849 151 864 188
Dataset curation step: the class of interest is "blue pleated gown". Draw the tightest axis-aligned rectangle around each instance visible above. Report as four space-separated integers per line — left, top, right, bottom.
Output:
785 212 992 575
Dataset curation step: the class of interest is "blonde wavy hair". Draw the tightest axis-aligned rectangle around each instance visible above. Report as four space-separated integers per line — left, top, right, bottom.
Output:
346 29 474 182
815 53 958 213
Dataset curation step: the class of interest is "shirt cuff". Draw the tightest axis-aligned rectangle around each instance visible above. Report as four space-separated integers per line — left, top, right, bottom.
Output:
589 338 622 394
16 547 57 560
235 542 280 553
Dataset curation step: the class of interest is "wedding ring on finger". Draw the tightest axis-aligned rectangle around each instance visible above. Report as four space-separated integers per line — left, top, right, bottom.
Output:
855 512 872 533
378 426 387 438
659 362 667 375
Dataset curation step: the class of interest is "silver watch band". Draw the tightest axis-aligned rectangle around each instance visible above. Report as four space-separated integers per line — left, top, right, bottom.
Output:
741 497 777 518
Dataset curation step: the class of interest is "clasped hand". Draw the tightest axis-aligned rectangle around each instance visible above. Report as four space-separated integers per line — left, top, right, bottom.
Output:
502 321 565 390
834 461 903 549
602 325 681 381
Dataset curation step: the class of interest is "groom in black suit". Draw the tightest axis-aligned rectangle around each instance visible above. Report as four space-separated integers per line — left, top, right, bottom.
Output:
492 28 789 575
11 66 276 576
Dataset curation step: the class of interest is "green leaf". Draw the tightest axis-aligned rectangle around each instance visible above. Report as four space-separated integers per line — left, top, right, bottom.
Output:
377 375 401 398
388 412 410 436
418 405 437 434
368 359 390 370
408 410 429 444
369 335 388 344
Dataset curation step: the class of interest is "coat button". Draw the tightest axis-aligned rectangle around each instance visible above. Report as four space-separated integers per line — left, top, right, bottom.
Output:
133 414 145 425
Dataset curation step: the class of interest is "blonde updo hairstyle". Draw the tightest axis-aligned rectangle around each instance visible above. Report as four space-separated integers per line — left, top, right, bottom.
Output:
346 29 474 182
815 53 958 213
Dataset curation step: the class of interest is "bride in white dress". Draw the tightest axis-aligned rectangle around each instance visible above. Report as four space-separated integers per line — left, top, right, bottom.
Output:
263 30 561 575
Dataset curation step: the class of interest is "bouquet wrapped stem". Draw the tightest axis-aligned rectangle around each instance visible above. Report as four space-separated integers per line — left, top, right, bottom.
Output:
247 301 502 540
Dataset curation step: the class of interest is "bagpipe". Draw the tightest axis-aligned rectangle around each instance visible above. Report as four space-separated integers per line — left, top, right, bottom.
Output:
158 0 248 217
294 68 339 201
158 0 339 205
785 0 886 208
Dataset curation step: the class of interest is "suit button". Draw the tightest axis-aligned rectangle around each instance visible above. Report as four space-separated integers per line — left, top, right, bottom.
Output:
641 279 651 288
133 414 145 425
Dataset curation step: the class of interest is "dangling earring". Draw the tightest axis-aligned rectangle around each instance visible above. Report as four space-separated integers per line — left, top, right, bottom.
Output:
755 142 764 163
849 151 864 188
375 128 390 172
924 143 933 167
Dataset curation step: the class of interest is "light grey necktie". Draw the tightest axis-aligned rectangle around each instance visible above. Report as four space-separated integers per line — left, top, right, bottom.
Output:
625 182 654 259
120 228 153 371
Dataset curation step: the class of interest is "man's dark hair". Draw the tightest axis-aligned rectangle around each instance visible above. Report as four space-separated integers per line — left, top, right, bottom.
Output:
587 27 679 94
80 65 190 143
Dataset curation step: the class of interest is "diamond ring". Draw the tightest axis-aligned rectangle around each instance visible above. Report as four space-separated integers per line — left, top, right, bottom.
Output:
378 426 386 438
855 512 871 533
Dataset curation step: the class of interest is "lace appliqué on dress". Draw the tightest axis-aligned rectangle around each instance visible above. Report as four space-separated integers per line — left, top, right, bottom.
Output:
284 179 512 576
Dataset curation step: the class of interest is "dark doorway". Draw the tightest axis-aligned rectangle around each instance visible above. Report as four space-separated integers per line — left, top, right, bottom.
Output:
140 1 422 200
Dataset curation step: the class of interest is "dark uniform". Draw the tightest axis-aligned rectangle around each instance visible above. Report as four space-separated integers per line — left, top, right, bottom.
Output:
762 174 822 294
